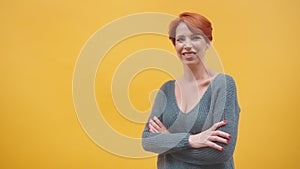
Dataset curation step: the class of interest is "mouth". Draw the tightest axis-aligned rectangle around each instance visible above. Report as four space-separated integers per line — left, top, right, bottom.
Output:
182 52 196 58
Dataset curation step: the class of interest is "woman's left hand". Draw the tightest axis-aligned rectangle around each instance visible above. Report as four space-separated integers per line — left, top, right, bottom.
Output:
148 116 170 134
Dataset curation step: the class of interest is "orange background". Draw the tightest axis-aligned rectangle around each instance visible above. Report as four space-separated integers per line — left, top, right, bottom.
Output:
1 0 300 168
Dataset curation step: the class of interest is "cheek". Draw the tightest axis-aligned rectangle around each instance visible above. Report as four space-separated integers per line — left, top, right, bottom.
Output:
175 43 183 53
194 42 207 51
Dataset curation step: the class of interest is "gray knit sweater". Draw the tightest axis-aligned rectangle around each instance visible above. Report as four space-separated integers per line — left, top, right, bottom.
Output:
142 73 240 169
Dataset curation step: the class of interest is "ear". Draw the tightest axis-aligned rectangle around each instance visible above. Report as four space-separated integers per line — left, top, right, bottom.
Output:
206 42 211 49
206 42 211 50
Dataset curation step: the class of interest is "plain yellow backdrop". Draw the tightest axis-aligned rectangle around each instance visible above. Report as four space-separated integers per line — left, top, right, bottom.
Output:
1 0 300 168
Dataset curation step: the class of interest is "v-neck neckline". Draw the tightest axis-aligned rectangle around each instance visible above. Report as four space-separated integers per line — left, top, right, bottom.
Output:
172 73 221 114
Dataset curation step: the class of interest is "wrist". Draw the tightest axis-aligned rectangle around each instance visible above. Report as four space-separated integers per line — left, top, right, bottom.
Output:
188 134 196 148
189 133 205 148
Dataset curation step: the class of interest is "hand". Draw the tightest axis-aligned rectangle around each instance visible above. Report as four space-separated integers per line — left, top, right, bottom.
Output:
189 120 232 151
148 116 170 134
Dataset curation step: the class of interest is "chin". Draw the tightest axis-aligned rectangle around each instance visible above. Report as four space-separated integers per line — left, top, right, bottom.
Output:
183 60 198 65
182 59 202 65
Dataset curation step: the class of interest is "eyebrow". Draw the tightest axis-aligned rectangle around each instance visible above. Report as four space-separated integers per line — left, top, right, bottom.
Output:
191 33 203 36
176 34 203 38
175 35 184 39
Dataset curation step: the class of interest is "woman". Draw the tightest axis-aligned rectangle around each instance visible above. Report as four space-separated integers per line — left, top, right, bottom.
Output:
142 12 241 169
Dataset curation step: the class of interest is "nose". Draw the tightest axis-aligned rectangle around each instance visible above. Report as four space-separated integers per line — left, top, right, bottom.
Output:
184 45 192 51
183 39 192 50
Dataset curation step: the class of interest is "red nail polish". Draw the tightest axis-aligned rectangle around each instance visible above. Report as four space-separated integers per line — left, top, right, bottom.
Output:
228 135 232 139
226 140 230 144
221 148 224 151
223 120 228 123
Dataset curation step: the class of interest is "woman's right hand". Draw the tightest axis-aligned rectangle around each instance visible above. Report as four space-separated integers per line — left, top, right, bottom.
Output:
188 120 232 151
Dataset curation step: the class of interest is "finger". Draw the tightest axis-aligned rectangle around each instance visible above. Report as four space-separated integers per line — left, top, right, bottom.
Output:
210 120 228 131
148 121 154 132
153 116 166 128
206 141 224 151
149 120 160 130
149 123 159 133
148 124 154 132
209 136 230 144
212 130 232 139
149 127 153 133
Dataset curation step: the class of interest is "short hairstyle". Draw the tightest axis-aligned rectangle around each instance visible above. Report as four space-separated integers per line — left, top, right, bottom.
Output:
168 12 213 45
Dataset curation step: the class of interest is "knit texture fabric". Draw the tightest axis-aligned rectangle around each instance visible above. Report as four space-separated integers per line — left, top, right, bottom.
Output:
142 73 241 169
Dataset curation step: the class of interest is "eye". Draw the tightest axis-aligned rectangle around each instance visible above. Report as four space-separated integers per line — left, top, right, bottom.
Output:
176 37 185 43
191 35 202 40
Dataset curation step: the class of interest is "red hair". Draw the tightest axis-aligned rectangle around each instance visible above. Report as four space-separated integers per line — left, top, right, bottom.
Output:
168 12 213 45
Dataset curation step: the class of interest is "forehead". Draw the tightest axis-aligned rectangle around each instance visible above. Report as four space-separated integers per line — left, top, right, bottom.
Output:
175 22 204 36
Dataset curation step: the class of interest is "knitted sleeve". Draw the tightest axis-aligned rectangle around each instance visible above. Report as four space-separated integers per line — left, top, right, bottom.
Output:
171 75 241 165
141 81 191 154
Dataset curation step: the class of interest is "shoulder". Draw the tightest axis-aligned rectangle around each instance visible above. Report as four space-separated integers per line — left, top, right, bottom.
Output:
212 73 238 91
214 73 236 83
159 80 175 91
153 80 175 98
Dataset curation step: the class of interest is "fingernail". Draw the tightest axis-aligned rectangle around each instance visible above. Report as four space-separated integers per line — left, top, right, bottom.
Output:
228 135 232 139
226 140 230 144
221 148 224 151
223 120 228 123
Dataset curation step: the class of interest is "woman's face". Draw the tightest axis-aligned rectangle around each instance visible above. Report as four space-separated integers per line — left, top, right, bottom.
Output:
175 22 209 65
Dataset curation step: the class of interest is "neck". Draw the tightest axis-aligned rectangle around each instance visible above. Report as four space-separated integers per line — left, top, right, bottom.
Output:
182 62 212 82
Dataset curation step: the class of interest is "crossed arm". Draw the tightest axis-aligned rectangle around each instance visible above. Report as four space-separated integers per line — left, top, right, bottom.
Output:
142 76 240 165
149 116 231 151
148 113 239 165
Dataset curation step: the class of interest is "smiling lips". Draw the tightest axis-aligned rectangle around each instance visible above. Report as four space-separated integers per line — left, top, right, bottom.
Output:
182 51 196 59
